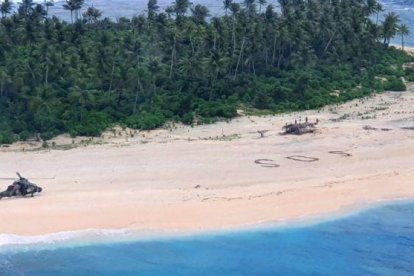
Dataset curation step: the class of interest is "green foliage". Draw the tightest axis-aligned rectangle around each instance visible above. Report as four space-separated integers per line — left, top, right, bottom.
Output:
18 131 31 141
195 100 237 121
384 77 407 91
181 113 194 125
0 131 15 144
0 118 15 144
68 111 112 137
125 113 166 130
405 68 414 82
0 0 411 142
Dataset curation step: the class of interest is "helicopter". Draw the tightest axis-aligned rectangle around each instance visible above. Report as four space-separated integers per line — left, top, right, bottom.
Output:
0 172 44 200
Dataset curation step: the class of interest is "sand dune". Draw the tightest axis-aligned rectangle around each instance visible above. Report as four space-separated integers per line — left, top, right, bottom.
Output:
1 86 414 236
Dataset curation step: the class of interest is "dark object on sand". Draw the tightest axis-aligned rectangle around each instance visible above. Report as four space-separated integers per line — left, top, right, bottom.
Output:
401 127 414 131
282 118 319 135
329 151 352 157
363 125 377 131
0 172 43 200
286 156 319 162
254 159 280 168
257 130 269 138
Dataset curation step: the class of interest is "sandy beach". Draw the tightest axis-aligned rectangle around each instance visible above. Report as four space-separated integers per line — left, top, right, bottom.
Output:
391 44 414 56
1 85 414 236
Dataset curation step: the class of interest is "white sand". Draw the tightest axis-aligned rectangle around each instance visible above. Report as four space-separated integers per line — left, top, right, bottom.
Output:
391 44 414 56
1 85 414 236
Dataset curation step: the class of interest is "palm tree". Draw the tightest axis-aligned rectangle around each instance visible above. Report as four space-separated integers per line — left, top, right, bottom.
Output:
18 0 35 17
147 0 159 19
178 54 196 80
258 0 267 13
172 0 190 18
229 2 240 53
0 0 13 18
148 56 161 95
202 50 229 92
63 0 76 23
83 6 102 24
366 0 379 16
33 3 47 20
243 0 256 15
165 6 175 19
223 0 232 16
0 66 10 99
229 2 240 16
398 24 410 51
191 4 209 23
44 1 54 17
63 0 83 23
73 0 84 22
374 1 384 26
382 12 400 47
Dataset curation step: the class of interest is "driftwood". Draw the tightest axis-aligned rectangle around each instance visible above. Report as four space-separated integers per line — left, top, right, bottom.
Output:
282 118 319 135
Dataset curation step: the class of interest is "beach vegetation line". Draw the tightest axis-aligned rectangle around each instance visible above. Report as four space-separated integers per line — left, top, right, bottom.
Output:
0 0 413 144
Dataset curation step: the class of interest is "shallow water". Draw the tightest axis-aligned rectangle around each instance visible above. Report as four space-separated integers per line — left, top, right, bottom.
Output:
44 0 280 19
1 201 414 275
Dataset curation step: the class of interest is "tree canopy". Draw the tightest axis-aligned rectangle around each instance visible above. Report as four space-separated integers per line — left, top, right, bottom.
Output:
0 0 412 144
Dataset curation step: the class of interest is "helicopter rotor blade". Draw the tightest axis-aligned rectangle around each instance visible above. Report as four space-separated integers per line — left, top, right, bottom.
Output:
0 177 55 180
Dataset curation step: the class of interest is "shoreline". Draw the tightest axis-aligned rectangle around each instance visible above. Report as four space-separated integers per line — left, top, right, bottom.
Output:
1 198 413 251
1 89 414 239
390 43 414 55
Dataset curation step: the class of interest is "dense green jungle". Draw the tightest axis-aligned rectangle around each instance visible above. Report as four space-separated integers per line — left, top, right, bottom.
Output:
0 0 413 143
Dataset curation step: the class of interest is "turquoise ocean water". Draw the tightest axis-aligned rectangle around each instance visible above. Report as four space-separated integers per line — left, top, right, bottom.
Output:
1 201 414 275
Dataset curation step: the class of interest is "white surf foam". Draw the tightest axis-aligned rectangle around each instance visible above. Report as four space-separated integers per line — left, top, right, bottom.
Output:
0 227 192 252
0 228 135 250
1 199 413 253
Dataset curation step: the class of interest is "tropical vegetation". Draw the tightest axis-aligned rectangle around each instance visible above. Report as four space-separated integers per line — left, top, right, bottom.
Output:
0 0 412 144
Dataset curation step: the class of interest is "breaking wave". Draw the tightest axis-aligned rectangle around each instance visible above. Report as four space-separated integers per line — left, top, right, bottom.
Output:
0 229 141 252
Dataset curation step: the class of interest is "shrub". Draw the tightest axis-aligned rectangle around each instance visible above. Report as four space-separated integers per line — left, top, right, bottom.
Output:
384 77 406 91
405 68 414 82
0 131 15 144
18 131 31 141
253 90 273 109
196 100 237 119
181 113 194 125
69 111 112 137
125 113 166 130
